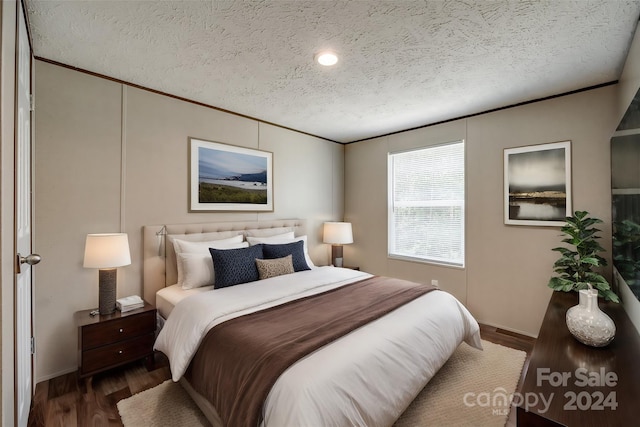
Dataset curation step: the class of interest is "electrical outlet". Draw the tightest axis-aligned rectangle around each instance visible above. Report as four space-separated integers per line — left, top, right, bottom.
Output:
431 279 439 287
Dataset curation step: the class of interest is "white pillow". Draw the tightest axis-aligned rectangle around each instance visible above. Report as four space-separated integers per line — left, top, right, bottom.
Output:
246 234 315 268
178 253 215 289
178 242 249 289
247 231 296 246
172 234 244 255
173 237 246 288
245 227 294 238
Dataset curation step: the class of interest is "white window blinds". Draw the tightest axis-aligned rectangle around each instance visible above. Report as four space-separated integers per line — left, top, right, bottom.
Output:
388 141 465 266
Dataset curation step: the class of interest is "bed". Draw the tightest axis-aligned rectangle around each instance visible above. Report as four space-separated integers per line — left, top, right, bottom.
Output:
144 219 482 427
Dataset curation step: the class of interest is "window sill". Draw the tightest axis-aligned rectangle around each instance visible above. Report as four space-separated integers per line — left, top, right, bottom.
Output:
387 254 465 270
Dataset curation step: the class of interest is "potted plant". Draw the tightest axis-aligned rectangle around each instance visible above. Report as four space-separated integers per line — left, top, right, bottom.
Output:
548 210 619 302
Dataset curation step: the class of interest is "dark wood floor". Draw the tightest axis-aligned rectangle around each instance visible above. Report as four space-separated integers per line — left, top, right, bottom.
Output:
27 352 172 427
28 325 535 427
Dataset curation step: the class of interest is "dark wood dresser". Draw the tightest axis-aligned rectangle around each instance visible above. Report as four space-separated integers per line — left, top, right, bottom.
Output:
75 302 156 380
517 291 640 426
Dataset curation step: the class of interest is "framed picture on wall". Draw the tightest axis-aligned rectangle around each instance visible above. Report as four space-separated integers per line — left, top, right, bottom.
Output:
189 138 273 212
504 140 572 226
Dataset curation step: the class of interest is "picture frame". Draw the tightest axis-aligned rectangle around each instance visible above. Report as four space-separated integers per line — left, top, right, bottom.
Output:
189 138 273 212
504 140 571 226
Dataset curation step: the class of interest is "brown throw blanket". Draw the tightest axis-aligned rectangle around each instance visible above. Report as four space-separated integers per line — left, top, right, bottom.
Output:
185 275 438 427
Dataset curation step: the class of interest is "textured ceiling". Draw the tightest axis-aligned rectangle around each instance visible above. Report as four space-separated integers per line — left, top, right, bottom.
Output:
26 0 640 143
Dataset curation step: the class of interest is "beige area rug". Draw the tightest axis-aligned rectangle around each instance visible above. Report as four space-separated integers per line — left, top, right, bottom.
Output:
393 340 527 427
117 340 526 427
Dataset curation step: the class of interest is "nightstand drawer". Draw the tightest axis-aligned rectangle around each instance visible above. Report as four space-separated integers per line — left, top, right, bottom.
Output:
81 310 155 350
81 333 154 376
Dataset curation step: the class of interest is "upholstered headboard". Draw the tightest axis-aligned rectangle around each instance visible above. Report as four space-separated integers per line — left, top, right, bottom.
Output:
142 219 307 305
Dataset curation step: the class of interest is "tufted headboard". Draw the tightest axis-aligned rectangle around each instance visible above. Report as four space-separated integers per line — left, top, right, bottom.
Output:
142 219 307 305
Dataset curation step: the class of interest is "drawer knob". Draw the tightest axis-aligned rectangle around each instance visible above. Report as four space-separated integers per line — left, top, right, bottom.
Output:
119 328 123 333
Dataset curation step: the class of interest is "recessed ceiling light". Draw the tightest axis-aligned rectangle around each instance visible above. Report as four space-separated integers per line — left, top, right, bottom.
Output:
315 51 338 66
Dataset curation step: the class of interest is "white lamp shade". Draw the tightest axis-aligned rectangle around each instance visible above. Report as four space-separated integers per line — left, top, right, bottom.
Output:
83 233 131 268
323 222 353 244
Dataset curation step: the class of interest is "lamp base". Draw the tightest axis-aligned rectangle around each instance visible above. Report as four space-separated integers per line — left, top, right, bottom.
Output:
98 268 117 315
331 245 344 268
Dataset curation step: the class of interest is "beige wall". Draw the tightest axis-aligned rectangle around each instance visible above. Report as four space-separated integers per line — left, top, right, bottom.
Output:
346 85 619 337
466 88 617 335
33 60 343 381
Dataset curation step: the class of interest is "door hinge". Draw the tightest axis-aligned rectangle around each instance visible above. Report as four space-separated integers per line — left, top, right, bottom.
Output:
30 337 35 354
29 94 34 112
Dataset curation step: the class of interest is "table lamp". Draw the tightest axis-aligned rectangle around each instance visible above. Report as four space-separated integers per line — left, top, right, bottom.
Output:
83 233 131 315
323 222 353 267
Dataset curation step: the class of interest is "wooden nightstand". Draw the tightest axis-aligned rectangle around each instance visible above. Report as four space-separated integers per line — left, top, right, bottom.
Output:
75 302 156 380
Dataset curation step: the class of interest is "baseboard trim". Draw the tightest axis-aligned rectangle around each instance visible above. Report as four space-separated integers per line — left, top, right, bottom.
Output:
35 366 77 384
479 321 537 340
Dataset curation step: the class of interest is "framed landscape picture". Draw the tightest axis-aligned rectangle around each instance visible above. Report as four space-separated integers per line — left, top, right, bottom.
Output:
504 141 571 226
189 138 273 212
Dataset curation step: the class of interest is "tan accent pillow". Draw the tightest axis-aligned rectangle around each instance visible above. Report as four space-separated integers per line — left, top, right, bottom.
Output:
255 255 294 280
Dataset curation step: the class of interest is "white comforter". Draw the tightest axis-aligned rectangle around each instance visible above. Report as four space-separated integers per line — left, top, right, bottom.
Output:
154 267 482 426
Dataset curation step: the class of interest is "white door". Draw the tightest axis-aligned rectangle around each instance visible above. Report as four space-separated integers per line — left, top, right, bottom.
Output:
15 2 37 426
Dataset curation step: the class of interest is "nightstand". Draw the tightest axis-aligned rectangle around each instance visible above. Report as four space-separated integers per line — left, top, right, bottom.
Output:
75 302 156 380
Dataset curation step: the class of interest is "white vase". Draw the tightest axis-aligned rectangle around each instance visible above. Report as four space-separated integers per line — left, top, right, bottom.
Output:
565 287 616 347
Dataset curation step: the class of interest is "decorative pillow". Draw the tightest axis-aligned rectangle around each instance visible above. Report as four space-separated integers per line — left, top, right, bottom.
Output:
246 235 315 268
172 236 245 287
209 244 264 289
255 255 294 280
262 240 310 272
177 245 248 289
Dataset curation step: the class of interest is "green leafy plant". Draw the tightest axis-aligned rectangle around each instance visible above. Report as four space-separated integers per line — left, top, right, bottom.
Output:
548 211 619 302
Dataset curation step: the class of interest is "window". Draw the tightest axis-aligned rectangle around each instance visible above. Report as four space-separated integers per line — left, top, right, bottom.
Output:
388 141 465 266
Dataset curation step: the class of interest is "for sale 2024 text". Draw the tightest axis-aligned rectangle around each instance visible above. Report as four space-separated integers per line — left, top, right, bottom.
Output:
536 367 618 411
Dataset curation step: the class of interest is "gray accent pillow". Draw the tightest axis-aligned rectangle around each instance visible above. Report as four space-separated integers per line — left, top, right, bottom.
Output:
256 255 295 280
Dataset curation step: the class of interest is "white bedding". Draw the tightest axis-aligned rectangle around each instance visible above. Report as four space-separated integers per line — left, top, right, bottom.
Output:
156 283 213 319
154 266 482 426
